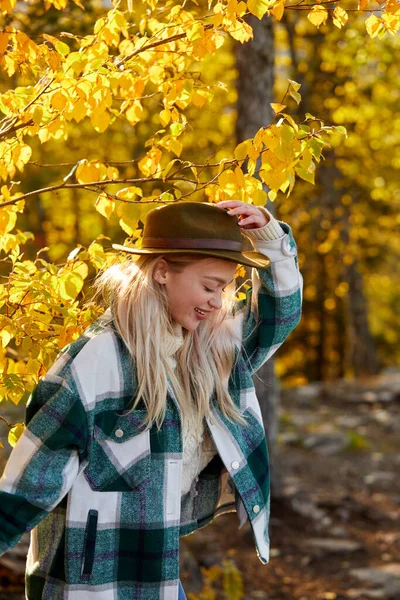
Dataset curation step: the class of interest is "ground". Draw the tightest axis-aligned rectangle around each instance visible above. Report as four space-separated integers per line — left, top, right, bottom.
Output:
1 373 399 599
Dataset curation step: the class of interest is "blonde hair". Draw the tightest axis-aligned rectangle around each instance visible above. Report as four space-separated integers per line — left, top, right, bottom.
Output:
93 254 247 433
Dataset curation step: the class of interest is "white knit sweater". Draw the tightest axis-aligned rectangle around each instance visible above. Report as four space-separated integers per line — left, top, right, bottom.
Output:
163 208 286 496
164 324 218 496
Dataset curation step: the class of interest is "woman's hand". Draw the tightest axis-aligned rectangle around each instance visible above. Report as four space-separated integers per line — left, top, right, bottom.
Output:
216 200 270 230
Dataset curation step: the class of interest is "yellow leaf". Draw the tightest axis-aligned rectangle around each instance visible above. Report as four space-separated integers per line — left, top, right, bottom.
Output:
191 89 210 108
0 327 12 347
0 32 10 56
43 34 69 55
281 113 299 133
384 0 399 13
0 0 17 15
381 12 398 34
248 0 270 19
271 1 285 20
234 139 252 161
12 144 32 171
88 241 106 269
234 166 245 188
56 40 70 55
270 103 287 114
76 162 100 184
0 207 17 235
26 358 41 375
91 108 110 133
164 137 183 158
2 53 15 76
260 165 289 191
106 166 119 180
229 20 253 43
32 106 43 125
126 100 144 126
1 184 10 200
51 91 68 111
251 188 268 206
160 109 171 127
148 65 165 85
59 271 84 300
72 261 88 280
365 14 384 37
8 423 24 448
116 186 143 200
38 127 49 143
65 101 86 123
118 202 142 236
332 6 348 28
218 170 238 197
95 193 115 219
307 5 329 28
288 80 302 104
138 148 162 177
186 21 204 42
359 0 368 9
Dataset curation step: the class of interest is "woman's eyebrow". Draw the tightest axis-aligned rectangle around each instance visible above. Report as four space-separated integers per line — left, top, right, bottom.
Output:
203 275 234 285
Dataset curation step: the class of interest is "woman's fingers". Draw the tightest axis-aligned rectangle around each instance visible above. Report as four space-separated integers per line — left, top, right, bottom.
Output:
217 202 258 217
216 200 252 213
237 215 258 226
216 200 268 228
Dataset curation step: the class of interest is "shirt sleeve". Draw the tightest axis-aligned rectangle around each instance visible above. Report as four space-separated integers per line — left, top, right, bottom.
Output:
0 374 89 556
234 207 303 375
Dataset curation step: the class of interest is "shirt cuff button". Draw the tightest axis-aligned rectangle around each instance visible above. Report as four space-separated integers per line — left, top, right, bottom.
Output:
115 428 124 438
231 461 240 470
253 504 260 514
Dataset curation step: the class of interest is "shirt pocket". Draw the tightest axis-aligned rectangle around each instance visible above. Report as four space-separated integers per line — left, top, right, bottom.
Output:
84 409 151 492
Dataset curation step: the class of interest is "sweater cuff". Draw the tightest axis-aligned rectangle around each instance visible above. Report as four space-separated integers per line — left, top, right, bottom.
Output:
242 207 286 241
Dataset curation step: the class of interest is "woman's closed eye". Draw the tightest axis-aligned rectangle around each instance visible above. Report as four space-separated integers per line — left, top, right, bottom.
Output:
204 286 226 293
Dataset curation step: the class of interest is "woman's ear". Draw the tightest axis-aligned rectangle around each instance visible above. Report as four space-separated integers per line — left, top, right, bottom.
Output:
153 258 169 285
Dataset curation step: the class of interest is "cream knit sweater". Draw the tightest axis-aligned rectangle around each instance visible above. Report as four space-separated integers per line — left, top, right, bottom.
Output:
163 207 286 496
164 323 217 496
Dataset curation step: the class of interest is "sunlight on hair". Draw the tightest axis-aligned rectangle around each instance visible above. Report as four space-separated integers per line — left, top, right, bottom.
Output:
93 254 247 433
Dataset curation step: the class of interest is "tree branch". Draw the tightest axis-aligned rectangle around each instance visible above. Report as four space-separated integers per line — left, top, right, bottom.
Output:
0 415 13 429
0 159 239 208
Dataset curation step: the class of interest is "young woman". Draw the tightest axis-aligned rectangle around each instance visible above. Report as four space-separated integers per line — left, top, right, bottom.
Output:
0 199 302 600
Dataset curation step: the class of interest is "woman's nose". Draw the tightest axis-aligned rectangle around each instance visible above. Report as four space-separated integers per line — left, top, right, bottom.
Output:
209 294 222 310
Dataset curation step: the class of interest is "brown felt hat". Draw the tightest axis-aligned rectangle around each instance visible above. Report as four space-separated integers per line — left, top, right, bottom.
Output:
112 201 270 269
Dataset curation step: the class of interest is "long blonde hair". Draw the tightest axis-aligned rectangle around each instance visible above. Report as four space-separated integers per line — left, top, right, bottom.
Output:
94 253 247 432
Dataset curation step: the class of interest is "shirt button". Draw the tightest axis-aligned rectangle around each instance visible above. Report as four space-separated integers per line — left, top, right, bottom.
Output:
231 461 240 470
281 237 296 257
253 505 260 514
115 428 124 438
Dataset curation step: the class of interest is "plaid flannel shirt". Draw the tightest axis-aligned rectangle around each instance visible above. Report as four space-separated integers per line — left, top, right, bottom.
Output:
0 216 302 600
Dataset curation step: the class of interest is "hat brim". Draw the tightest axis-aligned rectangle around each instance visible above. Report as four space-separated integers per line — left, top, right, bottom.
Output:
111 244 270 269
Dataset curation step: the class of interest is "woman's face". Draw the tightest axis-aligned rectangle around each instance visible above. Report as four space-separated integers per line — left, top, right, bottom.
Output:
153 257 237 331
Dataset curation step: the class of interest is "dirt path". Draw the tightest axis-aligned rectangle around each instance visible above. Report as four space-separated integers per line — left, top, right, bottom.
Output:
181 375 400 600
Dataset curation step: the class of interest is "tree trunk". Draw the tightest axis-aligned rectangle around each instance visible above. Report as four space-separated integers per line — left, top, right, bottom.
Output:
317 158 380 379
283 15 379 380
235 15 283 497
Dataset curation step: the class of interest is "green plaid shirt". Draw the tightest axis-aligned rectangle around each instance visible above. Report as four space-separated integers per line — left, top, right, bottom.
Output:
0 220 302 600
